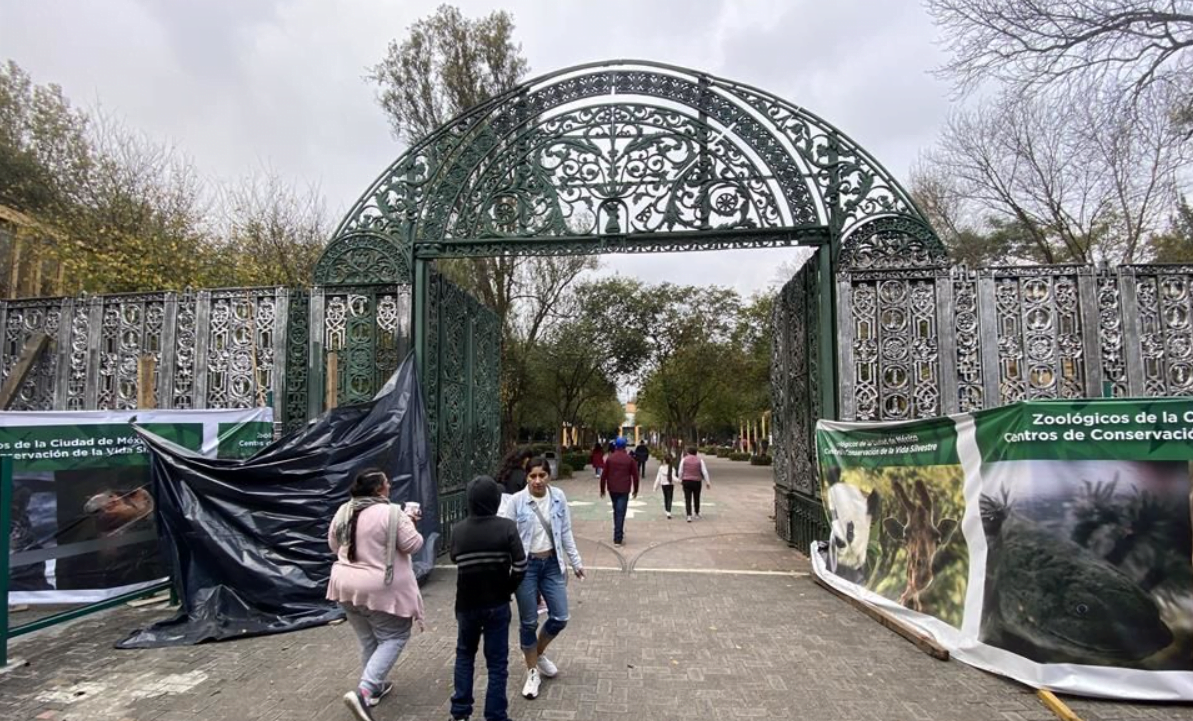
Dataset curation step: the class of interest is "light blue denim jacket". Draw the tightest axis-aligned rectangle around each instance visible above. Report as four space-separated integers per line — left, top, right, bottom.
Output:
499 486 583 575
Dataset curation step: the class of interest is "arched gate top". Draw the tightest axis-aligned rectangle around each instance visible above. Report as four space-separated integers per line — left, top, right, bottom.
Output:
323 60 946 275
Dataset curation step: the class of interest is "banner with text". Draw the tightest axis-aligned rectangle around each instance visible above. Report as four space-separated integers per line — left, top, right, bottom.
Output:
4 408 273 604
815 397 1193 701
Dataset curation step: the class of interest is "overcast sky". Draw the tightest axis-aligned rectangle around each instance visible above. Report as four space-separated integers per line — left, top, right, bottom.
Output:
0 0 956 296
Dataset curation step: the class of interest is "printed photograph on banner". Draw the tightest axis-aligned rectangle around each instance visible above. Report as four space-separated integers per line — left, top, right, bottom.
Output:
824 463 968 627
9 472 56 591
979 459 1193 670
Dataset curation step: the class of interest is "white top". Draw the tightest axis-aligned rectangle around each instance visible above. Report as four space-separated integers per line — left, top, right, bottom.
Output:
653 462 677 489
527 493 554 554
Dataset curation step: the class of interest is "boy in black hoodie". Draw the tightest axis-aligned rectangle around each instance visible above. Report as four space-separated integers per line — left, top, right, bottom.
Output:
449 476 527 721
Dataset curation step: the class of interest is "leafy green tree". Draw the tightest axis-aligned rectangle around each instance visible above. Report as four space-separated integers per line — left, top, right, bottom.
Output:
369 7 600 446
1150 196 1193 262
368 4 528 143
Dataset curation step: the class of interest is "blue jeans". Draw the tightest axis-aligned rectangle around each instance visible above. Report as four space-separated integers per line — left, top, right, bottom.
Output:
340 603 413 696
610 492 630 543
452 603 511 721
514 555 568 649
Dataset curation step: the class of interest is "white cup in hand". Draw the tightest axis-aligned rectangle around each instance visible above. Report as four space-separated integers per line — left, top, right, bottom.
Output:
404 501 421 520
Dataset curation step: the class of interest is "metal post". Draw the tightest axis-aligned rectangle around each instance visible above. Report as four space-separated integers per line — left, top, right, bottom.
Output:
412 256 429 381
817 245 839 421
1 456 12 667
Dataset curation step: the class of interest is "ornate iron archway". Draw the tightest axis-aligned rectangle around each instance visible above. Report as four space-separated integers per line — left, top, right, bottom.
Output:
317 60 949 538
323 59 947 413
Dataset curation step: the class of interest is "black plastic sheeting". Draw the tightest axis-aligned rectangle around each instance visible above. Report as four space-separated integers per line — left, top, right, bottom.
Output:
117 354 437 648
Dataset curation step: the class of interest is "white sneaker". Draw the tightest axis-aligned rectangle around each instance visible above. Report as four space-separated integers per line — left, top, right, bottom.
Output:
522 667 541 699
537 655 558 678
686 515 692 522
665 511 671 519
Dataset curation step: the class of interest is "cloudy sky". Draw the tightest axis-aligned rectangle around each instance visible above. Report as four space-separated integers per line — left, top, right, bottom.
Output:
1 0 957 296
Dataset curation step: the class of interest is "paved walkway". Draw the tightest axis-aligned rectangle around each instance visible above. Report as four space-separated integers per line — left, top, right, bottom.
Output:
2 457 1190 720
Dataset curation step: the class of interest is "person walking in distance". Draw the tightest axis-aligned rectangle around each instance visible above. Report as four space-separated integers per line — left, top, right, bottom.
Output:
449 476 526 721
652 452 678 519
500 457 586 701
600 437 639 547
326 470 424 721
679 446 711 522
633 440 650 478
589 442 606 479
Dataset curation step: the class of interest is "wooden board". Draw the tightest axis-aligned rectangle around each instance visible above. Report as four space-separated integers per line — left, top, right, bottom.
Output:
0 333 51 409
1036 690 1083 721
814 576 950 661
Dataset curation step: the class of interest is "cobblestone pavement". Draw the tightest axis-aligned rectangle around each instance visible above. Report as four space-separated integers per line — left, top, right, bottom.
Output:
3 457 1191 721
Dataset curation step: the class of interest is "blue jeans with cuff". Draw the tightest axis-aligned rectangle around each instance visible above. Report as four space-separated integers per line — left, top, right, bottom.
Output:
514 554 568 649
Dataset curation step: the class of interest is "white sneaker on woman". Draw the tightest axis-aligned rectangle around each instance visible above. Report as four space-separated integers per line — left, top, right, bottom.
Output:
522 667 541 699
537 655 558 678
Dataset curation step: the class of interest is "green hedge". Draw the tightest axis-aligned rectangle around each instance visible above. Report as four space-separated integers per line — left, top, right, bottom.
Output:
563 453 588 471
715 448 732 458
728 452 750 461
749 454 773 466
558 463 574 479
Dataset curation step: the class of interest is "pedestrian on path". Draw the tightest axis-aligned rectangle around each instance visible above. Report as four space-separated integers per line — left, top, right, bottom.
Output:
449 476 527 721
600 437 639 546
679 446 712 522
496 447 533 495
500 457 586 701
326 469 424 721
652 452 678 519
633 440 650 477
590 442 606 479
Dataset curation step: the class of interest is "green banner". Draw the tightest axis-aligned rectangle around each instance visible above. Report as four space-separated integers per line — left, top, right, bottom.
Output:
974 397 1193 462
0 423 201 471
4 408 272 604
817 416 959 469
217 421 275 459
813 396 1193 697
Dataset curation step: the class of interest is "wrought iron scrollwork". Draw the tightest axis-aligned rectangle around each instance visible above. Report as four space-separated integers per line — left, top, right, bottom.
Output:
838 215 949 271
314 232 410 286
326 61 940 265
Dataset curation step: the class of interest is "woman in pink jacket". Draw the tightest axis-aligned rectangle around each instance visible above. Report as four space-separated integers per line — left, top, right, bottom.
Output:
327 469 424 721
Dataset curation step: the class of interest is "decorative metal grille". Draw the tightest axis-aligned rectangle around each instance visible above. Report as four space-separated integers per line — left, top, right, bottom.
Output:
203 290 279 409
423 270 501 495
846 274 942 421
953 269 984 411
770 258 817 498
170 292 198 409
94 294 167 410
1 298 63 410
1096 270 1127 398
1129 265 1193 397
321 286 411 407
990 269 1087 404
283 289 310 432
329 61 941 266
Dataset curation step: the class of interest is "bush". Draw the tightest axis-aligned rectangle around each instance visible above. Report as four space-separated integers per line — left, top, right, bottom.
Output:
563 453 588 470
749 454 773 466
715 448 732 458
728 452 750 461
558 463 574 479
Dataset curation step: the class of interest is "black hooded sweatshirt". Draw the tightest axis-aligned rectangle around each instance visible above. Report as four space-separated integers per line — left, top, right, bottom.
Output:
449 476 527 612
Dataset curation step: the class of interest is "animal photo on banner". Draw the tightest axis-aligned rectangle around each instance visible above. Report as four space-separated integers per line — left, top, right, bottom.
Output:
823 463 968 628
979 460 1193 670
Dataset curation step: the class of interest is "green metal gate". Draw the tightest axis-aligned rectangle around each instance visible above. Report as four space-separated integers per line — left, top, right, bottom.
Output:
424 269 502 548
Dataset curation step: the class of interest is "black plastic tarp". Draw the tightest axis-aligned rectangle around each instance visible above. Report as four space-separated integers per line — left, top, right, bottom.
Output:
117 354 437 648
